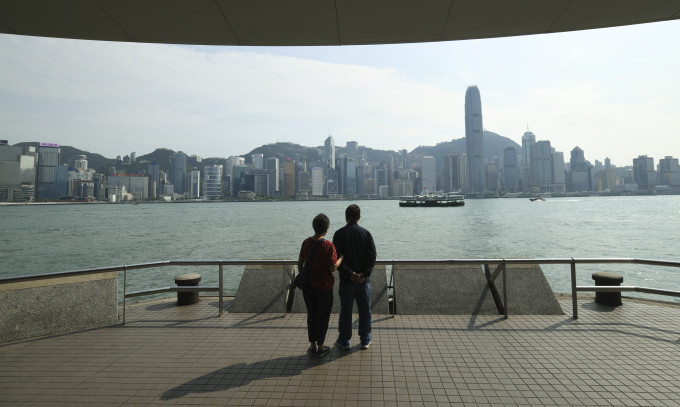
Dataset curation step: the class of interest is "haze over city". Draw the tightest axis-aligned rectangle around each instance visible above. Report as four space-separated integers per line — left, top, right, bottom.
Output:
1 20 679 166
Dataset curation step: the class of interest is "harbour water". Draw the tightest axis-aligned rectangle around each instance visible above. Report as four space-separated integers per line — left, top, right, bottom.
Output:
2 195 679 302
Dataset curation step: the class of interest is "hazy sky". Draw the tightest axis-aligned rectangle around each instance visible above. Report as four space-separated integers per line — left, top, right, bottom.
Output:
1 20 679 167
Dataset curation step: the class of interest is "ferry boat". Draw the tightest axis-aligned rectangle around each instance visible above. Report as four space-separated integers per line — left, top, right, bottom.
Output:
399 193 465 207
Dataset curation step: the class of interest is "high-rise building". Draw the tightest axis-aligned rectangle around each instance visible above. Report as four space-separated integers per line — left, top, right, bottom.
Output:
311 167 324 196
633 155 656 190
203 165 223 200
521 130 536 165
568 146 591 192
251 154 264 170
465 85 485 192
265 157 279 194
421 156 436 194
189 170 200 198
0 144 38 202
485 163 499 193
658 156 680 187
503 147 519 190
324 136 338 196
148 163 160 198
284 160 296 198
169 152 187 194
345 141 358 195
530 141 554 187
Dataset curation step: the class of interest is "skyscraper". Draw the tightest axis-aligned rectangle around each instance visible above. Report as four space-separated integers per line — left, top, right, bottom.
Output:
324 135 337 195
465 85 485 192
633 155 656 190
169 152 187 194
503 147 519 189
521 130 536 165
421 156 436 194
346 141 358 195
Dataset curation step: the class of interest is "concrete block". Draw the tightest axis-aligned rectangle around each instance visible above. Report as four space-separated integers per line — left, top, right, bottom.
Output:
290 265 388 314
393 264 498 315
489 263 564 315
0 272 118 343
230 265 290 313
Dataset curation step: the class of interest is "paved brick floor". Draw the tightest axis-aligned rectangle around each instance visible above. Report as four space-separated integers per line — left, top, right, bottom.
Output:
1 296 680 406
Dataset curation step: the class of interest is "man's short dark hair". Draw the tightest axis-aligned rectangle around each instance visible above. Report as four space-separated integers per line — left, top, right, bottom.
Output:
345 204 360 223
313 213 330 234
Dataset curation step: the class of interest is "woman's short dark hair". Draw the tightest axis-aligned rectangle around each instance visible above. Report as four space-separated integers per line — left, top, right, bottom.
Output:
345 204 360 223
313 213 330 234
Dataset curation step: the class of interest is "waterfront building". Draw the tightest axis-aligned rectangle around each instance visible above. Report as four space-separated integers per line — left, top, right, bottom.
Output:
633 155 656 191
345 141 358 196
485 163 499 194
465 85 485 192
552 151 566 191
0 143 38 202
658 156 680 189
502 147 519 190
311 167 323 196
169 152 187 194
594 169 616 192
148 163 160 198
189 170 200 198
265 157 279 194
36 144 61 200
421 156 436 194
243 171 269 197
568 146 592 192
203 165 223 199
521 130 536 165
391 178 414 197
297 170 310 197
226 156 246 179
283 160 296 198
530 141 553 187
231 164 248 197
441 155 455 192
324 135 337 196
251 154 264 170
107 174 149 200
520 163 532 191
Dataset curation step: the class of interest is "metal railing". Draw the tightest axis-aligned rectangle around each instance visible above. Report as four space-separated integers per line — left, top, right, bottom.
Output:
2 257 679 322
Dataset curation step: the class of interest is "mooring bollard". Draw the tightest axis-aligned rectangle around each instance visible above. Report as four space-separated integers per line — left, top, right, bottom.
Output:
175 273 201 305
592 271 623 306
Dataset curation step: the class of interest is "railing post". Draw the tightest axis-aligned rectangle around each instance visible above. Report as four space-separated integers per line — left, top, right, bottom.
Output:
282 259 287 318
122 265 127 325
219 263 223 317
571 258 578 319
391 259 395 318
502 259 508 319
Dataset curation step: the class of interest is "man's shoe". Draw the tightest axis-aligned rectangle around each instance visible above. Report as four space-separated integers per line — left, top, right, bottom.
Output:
316 346 330 357
360 340 372 350
335 340 350 350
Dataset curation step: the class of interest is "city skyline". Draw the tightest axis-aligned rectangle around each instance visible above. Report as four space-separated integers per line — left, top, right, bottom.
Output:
1 20 679 166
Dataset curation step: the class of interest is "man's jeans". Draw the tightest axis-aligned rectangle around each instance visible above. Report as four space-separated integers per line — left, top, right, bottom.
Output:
337 280 372 344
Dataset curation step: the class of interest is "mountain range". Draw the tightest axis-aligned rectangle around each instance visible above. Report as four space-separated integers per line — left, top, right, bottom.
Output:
14 131 521 174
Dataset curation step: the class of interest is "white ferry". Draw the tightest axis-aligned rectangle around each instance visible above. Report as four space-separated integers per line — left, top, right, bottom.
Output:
398 193 465 207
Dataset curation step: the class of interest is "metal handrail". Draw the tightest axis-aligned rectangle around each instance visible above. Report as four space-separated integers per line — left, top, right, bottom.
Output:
2 257 679 322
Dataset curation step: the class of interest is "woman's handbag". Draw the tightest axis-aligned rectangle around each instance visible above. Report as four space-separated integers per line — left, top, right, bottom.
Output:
294 239 324 290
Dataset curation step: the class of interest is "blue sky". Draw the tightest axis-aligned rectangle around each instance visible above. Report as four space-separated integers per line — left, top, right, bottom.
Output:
1 20 679 167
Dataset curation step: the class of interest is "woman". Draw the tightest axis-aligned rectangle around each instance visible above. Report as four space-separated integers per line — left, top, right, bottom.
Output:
298 213 342 357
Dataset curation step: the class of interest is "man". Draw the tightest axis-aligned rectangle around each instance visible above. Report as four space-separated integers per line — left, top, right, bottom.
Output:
333 204 377 350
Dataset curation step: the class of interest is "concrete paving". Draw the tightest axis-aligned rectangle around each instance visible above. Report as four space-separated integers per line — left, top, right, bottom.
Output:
1 296 680 406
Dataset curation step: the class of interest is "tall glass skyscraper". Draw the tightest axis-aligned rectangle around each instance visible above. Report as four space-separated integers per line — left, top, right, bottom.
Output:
465 86 485 192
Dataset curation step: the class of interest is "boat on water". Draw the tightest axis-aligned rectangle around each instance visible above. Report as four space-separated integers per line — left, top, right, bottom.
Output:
530 197 546 202
399 193 465 207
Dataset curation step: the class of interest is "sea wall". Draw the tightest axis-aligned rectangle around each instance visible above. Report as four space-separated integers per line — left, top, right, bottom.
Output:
0 272 118 342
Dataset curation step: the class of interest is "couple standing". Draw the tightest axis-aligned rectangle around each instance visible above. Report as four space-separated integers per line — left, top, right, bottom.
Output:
297 204 377 357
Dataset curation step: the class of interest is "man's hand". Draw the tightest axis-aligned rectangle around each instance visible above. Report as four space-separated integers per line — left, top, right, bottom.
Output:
351 272 365 284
